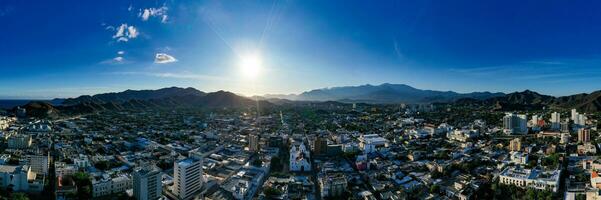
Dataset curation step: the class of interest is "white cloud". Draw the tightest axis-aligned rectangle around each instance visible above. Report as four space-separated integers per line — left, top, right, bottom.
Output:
113 24 127 38
139 6 168 23
113 56 124 62
117 37 128 42
117 51 125 55
141 9 151 21
127 26 138 38
154 53 177 64
112 24 139 42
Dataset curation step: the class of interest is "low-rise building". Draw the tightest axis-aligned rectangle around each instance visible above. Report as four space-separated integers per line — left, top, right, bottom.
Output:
499 166 560 192
319 173 347 198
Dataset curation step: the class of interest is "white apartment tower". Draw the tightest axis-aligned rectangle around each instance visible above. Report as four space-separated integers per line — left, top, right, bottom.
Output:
503 113 527 134
550 112 561 130
173 155 203 200
133 166 163 200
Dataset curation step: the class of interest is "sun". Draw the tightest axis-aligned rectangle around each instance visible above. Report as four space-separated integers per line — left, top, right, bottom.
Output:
239 53 262 79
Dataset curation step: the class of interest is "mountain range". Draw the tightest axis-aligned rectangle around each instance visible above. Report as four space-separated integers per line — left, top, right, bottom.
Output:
263 83 505 103
457 89 601 112
11 87 271 118
5 83 601 118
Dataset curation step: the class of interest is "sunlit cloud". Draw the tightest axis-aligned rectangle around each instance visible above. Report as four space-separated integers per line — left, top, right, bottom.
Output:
112 24 139 42
154 53 177 64
139 6 168 23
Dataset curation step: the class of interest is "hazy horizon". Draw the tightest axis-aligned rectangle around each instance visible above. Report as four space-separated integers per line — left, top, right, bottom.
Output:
0 82 596 100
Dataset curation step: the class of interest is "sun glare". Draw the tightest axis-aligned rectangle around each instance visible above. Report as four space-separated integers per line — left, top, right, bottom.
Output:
239 53 262 79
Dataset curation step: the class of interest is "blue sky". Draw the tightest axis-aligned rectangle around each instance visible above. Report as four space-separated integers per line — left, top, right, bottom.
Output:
1 0 601 99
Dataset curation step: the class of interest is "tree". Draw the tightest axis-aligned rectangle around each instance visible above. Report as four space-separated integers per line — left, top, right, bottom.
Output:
263 187 281 197
251 159 262 167
11 193 29 200
429 185 440 194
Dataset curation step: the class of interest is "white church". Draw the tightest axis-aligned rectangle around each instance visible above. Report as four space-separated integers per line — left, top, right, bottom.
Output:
289 141 311 172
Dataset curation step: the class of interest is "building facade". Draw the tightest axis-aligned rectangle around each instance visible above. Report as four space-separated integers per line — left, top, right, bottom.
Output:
173 157 203 200
133 166 163 200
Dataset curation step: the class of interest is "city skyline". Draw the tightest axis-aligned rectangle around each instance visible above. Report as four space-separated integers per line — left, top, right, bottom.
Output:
2 0 601 99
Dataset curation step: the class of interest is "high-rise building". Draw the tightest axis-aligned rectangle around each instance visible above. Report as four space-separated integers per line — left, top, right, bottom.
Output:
173 155 203 200
575 114 587 126
248 134 260 152
550 112 561 130
561 120 570 133
313 136 328 155
133 166 162 200
509 138 522 152
578 128 591 143
503 113 527 134
571 109 578 121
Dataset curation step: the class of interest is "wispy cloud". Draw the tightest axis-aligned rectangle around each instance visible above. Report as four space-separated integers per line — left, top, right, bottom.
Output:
112 24 139 42
139 6 169 23
449 59 601 83
154 53 177 64
112 71 224 81
100 56 126 65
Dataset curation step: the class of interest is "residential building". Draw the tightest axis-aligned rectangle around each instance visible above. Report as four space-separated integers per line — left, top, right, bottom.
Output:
578 128 591 143
550 112 561 130
319 173 348 198
92 174 133 198
133 166 163 200
313 136 328 155
173 156 203 200
509 138 521 152
7 134 32 149
503 113 527 134
0 165 44 192
248 134 260 152
25 154 49 175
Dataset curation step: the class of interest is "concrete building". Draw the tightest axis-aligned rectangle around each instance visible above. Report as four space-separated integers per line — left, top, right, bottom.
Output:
578 128 591 143
25 154 49 175
560 133 570 144
359 134 388 153
7 134 32 149
92 174 133 198
503 113 527 134
561 120 570 133
319 173 348 198
312 135 328 155
550 112 561 130
0 165 44 193
133 166 163 200
173 156 203 200
447 129 479 142
509 138 521 152
248 134 260 152
499 166 560 192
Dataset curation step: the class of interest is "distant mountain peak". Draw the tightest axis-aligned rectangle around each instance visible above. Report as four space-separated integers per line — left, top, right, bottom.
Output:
263 83 505 104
